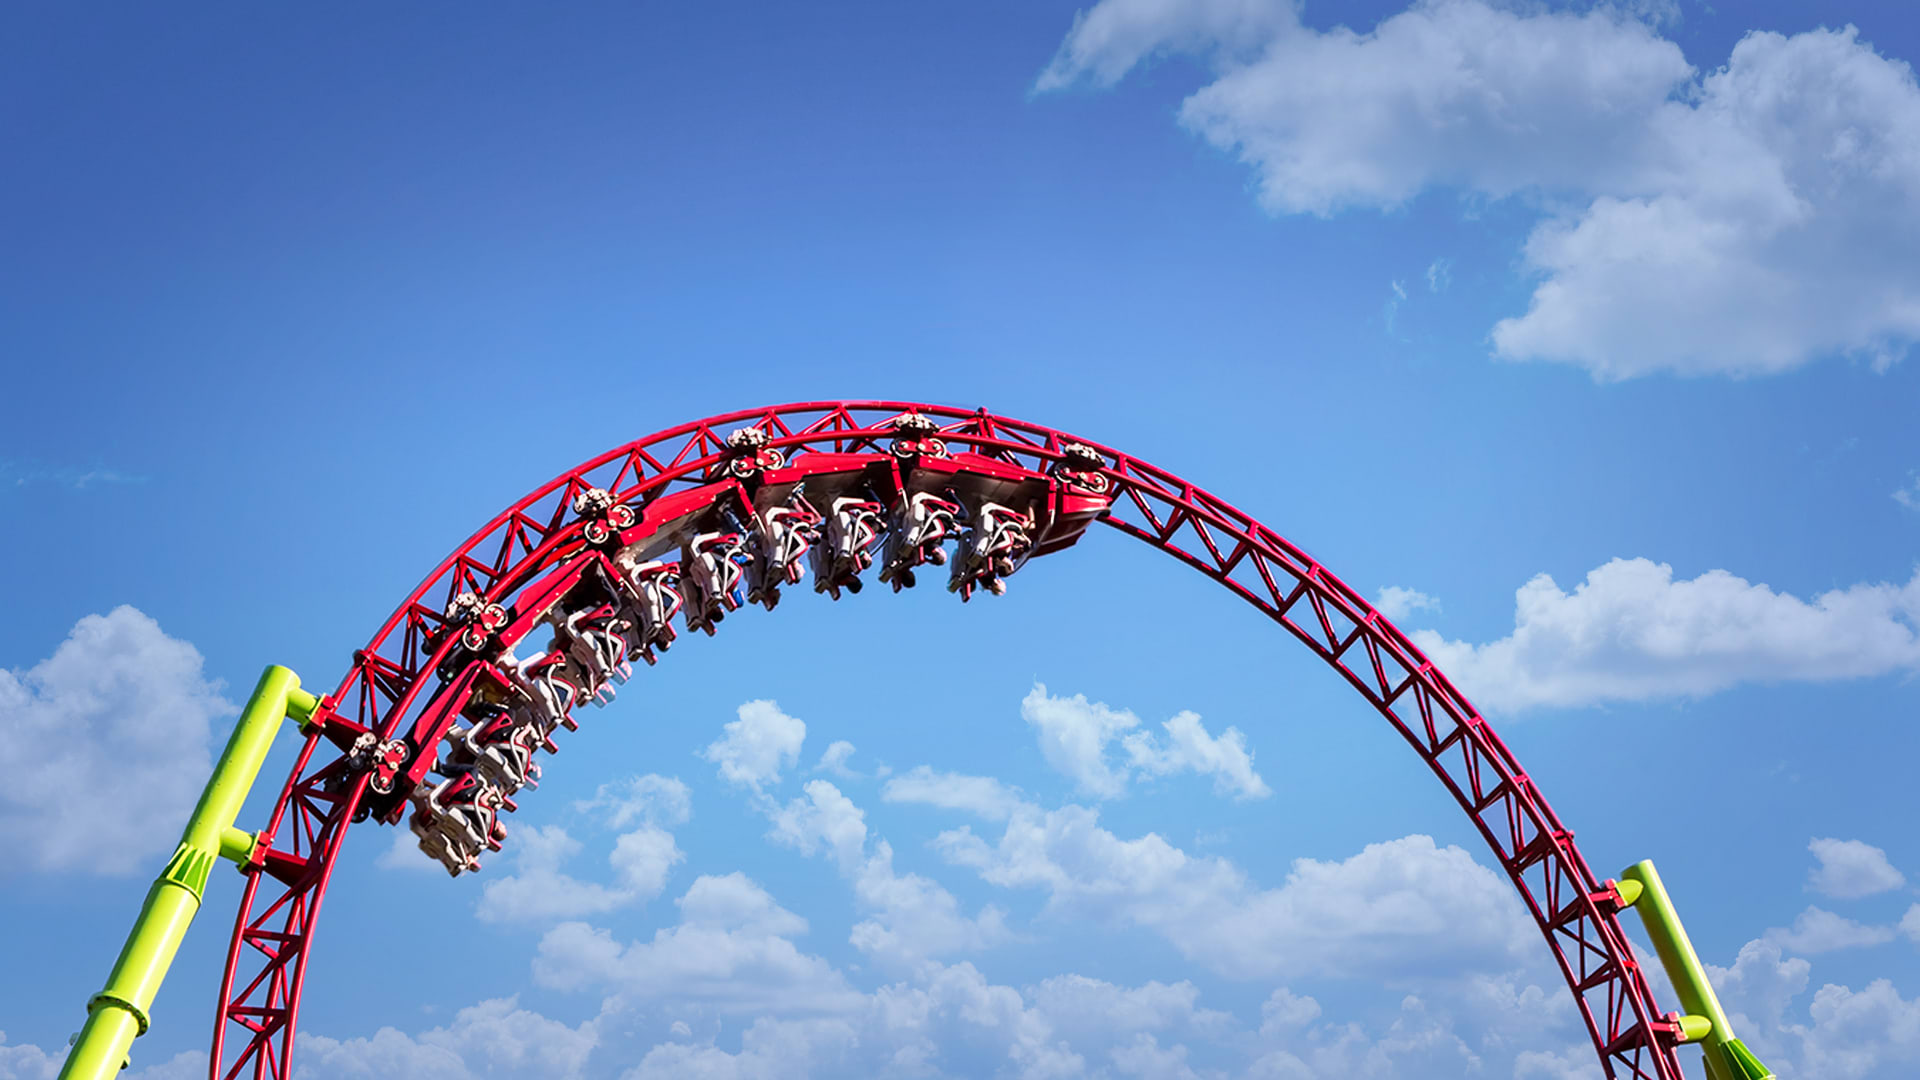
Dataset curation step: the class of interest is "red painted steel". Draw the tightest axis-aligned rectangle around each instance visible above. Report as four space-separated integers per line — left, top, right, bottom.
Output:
211 402 1688 1080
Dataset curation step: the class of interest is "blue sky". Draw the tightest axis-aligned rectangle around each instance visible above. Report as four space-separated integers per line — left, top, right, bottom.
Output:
5 1 1920 1077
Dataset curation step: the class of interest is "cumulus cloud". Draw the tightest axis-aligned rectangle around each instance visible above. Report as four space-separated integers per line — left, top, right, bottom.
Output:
1798 979 1920 1080
1041 0 1920 379
1376 586 1440 622
0 1032 57 1080
476 823 682 924
622 961 1093 1080
0 607 234 875
936 795 1531 982
1407 557 1920 712
121 1052 206 1080
1763 906 1897 955
764 778 1010 967
1259 988 1322 1034
298 997 597 1080
575 773 692 830
767 779 870 873
1698 934 1920 1079
1028 976 1234 1045
534 873 863 1015
702 704 1010 968
1808 837 1907 899
1021 686 1271 800
611 961 1406 1080
891 767 1549 989
1709 938 1810 1058
703 700 806 792
813 739 860 779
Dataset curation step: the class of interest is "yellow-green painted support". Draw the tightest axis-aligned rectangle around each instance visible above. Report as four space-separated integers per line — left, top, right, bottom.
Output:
1619 860 1776 1080
58 666 317 1080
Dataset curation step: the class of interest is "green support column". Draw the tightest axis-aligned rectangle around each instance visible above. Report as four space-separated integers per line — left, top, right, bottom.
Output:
59 666 317 1080
1619 859 1775 1080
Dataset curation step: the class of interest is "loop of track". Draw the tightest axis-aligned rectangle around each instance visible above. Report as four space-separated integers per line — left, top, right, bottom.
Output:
212 402 1686 1080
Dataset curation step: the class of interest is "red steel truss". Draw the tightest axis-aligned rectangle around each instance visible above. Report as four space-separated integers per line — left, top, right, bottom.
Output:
211 402 1688 1080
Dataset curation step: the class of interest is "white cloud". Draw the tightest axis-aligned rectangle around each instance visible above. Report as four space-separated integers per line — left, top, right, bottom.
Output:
1123 710 1272 800
1027 976 1233 1044
767 780 870 873
0 461 145 491
477 823 681 924
517 843 1589 1080
1798 979 1920 1080
0 607 234 875
764 778 1009 967
813 739 860 779
1021 686 1270 800
1490 26 1920 379
576 773 692 829
297 997 597 1080
623 1017 861 1080
1035 0 1297 91
1022 685 1137 798
611 825 685 899
882 767 1026 822
1408 557 1920 712
1763 906 1897 955
1109 1033 1199 1080
1511 1046 1603 1080
1425 259 1452 294
1048 0 1687 213
1901 904 1920 944
1808 837 1907 899
703 700 805 792
1699 935 1920 1079
1265 994 1484 1078
534 873 863 1015
622 961 1094 1080
1708 938 1810 1063
847 840 1013 967
122 1051 207 1080
1042 1 1920 379
1259 988 1322 1034
615 961 1318 1080
1375 585 1440 622
375 827 444 873
1383 279 1408 340
938 796 1531 982
0 1031 56 1080
1896 473 1920 511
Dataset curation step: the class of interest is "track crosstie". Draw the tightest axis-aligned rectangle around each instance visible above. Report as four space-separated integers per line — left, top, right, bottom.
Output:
212 401 1689 1080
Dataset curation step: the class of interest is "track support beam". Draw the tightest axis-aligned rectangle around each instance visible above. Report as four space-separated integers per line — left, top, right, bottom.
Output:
59 666 316 1080
1619 859 1776 1080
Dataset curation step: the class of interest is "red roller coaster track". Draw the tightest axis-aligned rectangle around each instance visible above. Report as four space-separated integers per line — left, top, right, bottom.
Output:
211 401 1688 1080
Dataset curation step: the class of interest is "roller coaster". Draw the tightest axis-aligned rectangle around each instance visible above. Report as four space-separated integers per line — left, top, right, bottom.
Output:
58 401 1771 1080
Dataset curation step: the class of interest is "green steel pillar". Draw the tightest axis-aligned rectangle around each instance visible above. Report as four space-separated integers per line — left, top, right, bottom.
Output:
59 666 319 1080
1619 859 1776 1080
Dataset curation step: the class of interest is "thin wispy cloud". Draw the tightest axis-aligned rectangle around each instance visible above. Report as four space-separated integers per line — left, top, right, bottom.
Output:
1 460 147 490
1895 473 1920 510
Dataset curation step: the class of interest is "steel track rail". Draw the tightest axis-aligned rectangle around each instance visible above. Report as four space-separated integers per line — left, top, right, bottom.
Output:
212 402 1687 1080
